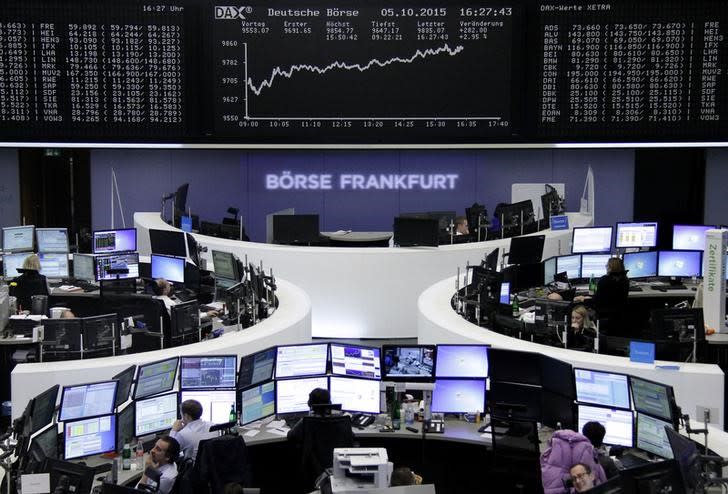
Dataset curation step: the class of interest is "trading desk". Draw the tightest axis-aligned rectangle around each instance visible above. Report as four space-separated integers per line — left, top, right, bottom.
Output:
135 211 593 339
418 276 726 430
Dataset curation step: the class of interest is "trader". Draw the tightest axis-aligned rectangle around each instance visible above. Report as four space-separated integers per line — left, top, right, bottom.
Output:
170 399 214 462
152 278 219 319
574 257 629 335
10 254 49 312
138 435 180 494
454 216 470 236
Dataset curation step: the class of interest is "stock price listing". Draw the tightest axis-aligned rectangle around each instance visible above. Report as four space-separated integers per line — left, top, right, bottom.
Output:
212 2 520 143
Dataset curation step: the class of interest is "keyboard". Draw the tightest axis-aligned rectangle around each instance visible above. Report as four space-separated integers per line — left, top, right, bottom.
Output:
175 291 196 302
628 286 643 292
655 285 687 291
519 299 536 309
619 453 650 469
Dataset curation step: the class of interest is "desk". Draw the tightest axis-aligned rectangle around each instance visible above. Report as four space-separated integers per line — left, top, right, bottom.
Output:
135 211 593 339
10 278 312 420
418 276 726 429
321 231 393 247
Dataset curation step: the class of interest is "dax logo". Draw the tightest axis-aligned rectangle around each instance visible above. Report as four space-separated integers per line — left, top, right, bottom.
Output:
214 6 252 20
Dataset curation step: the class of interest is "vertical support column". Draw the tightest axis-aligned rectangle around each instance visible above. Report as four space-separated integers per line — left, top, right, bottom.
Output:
703 229 726 333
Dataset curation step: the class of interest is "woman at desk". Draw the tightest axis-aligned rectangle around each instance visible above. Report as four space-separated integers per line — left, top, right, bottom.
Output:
574 258 629 336
568 304 596 350
9 254 49 312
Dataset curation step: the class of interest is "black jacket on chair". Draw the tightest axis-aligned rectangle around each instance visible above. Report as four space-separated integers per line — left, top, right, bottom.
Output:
11 270 49 311
294 415 354 492
191 435 251 494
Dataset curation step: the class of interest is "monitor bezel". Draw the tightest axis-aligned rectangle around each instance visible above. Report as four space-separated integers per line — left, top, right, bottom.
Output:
62 414 117 460
434 344 489 379
133 356 180 400
571 226 613 254
329 342 383 380
274 342 330 379
179 354 238 391
615 221 659 249
381 344 437 382
573 367 632 410
134 391 179 437
59 380 119 422
91 227 138 254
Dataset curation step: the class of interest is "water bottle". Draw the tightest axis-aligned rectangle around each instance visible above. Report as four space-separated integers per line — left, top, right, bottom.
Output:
588 275 596 295
135 440 144 470
122 443 131 470
392 399 401 430
404 404 415 426
511 295 520 318
229 405 236 424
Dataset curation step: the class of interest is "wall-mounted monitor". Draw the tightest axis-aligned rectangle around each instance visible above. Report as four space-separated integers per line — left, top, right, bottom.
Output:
435 345 488 379
330 343 381 380
572 226 613 254
657 250 702 278
275 343 328 378
381 345 436 381
92 228 137 254
615 222 658 249
180 355 237 390
151 254 185 284
240 380 276 425
94 252 139 281
431 379 486 414
672 225 715 251
134 392 178 437
180 389 236 425
59 381 118 422
577 404 634 447
574 368 630 410
238 347 276 389
134 357 179 400
3 225 35 252
36 228 70 253
622 251 658 279
329 376 380 414
63 415 116 460
275 376 329 415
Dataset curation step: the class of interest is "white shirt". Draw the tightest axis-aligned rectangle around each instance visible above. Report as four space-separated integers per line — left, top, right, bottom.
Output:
138 461 178 494
169 419 215 462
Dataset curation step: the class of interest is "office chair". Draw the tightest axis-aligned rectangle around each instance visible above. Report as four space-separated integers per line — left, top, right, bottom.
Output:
299 415 354 492
193 435 251 494
489 415 542 493
31 295 48 316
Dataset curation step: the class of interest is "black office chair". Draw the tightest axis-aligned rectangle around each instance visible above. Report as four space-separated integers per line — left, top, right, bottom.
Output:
192 435 251 494
298 415 354 492
489 415 542 493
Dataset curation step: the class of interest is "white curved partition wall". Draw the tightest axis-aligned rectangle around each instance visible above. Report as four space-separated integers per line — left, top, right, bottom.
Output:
135 211 592 338
418 276 726 429
10 279 311 419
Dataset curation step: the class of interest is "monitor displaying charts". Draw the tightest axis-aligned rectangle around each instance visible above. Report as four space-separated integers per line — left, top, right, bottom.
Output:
240 381 276 426
134 357 179 400
92 228 137 254
135 392 178 437
329 376 380 414
238 347 276 389
64 415 116 460
572 227 613 254
574 369 630 410
3 252 28 278
636 413 674 459
59 381 118 422
580 254 611 279
275 376 328 415
275 344 328 378
329 343 381 380
36 228 70 253
180 356 237 390
3 225 34 252
615 222 658 249
630 376 674 423
180 389 236 425
39 253 69 278
556 254 581 280
577 404 634 447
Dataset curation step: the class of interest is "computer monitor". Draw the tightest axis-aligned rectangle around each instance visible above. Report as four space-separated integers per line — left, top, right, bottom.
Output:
109 367 135 412
574 368 630 409
151 254 185 284
488 348 542 386
149 229 187 258
95 252 140 281
30 385 59 434
72 253 96 281
543 257 557 285
38 253 70 278
392 217 439 247
381 345 436 381
540 354 575 399
170 300 200 339
42 319 82 353
134 357 179 400
580 254 611 279
508 235 545 265
116 404 135 452
329 376 381 414
180 355 237 390
36 228 70 253
431 379 486 414
275 376 329 415
484 248 499 271
44 458 95 494
650 308 705 343
272 214 320 244
556 254 581 280
572 227 613 254
657 250 702 278
81 314 116 352
134 391 178 436
63 414 116 460
212 250 240 282
31 424 58 461
3 252 28 278
435 345 488 378
180 389 236 425
636 412 674 459
92 228 137 254
576 404 634 447
665 427 701 492
488 381 541 420
329 343 381 380
275 343 328 378
630 376 676 425
240 380 276 425
223 281 246 317
238 347 276 389
541 187 562 220
498 282 510 304
623 251 658 279
672 224 715 251
59 381 118 422
615 222 658 249
541 390 576 430
3 225 35 252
